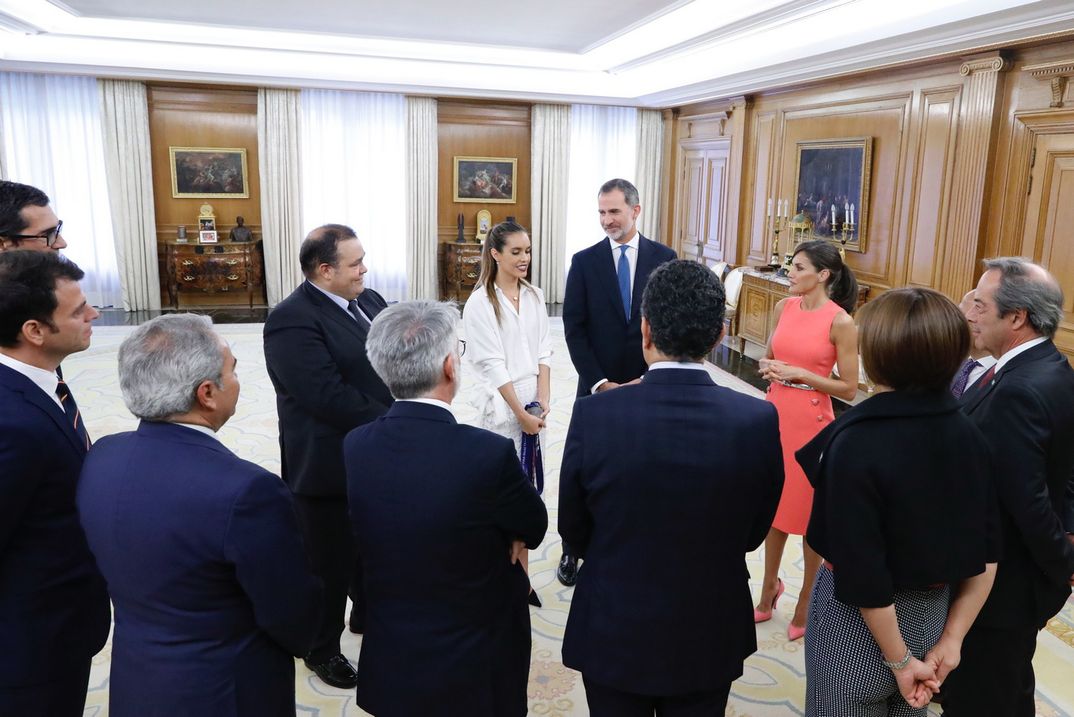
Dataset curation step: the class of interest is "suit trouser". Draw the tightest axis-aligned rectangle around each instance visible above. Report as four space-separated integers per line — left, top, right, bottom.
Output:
582 677 730 717
293 494 356 662
0 659 91 716
940 622 1037 717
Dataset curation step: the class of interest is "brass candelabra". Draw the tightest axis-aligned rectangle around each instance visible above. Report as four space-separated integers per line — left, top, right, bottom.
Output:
832 219 855 261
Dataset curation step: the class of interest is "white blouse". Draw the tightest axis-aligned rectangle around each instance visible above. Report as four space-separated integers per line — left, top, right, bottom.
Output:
462 282 552 392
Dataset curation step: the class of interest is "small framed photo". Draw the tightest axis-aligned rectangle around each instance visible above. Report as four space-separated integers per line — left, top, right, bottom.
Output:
453 156 517 204
170 147 250 199
198 230 219 244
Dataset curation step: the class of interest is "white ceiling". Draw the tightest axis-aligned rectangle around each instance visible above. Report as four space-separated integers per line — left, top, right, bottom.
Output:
0 0 1072 107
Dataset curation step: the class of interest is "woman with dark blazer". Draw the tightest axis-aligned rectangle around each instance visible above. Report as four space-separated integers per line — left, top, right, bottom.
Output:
797 287 999 716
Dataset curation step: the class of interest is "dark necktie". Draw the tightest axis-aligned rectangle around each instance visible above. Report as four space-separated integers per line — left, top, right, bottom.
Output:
55 378 91 450
976 364 996 389
950 358 979 398
617 245 631 321
347 299 370 325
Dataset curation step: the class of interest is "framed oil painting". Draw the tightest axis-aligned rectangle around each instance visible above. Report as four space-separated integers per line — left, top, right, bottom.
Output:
793 137 872 253
170 147 250 199
453 156 517 203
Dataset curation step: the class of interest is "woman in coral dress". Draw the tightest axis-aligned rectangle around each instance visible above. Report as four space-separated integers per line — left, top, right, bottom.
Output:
753 240 859 640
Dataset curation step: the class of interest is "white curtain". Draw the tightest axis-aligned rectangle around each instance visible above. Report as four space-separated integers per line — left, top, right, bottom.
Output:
98 79 161 311
258 88 305 306
0 72 122 307
530 104 571 303
635 109 664 241
563 105 638 277
299 90 408 301
405 96 438 301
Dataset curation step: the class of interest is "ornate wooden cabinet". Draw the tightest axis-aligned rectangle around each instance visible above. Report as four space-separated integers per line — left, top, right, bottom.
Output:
164 241 265 308
738 269 870 348
438 242 483 302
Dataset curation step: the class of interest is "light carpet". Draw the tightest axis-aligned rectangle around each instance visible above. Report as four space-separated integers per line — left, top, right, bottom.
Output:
63 318 1074 716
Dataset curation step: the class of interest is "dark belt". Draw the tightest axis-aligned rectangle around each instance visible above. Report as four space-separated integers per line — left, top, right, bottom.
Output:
822 560 946 590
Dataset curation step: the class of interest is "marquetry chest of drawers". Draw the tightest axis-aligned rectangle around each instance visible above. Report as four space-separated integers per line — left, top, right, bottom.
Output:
438 242 483 302
164 241 265 308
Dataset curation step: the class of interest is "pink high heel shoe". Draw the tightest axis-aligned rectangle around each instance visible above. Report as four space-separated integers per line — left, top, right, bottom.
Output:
787 622 806 641
753 578 785 623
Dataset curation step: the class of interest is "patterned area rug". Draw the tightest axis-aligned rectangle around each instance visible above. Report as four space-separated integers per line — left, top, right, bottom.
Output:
65 318 1073 716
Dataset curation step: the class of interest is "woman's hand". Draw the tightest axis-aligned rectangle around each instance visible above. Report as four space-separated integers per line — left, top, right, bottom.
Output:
924 634 962 684
893 657 940 709
759 359 806 384
537 397 550 419
518 411 545 435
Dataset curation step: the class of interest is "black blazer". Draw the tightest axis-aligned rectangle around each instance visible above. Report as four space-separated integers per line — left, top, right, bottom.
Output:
558 368 783 695
799 390 999 608
960 340 1074 628
563 234 677 396
344 401 547 716
264 281 394 496
0 364 110 688
78 421 322 717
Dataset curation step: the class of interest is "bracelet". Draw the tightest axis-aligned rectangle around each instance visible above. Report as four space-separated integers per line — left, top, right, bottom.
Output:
882 648 913 671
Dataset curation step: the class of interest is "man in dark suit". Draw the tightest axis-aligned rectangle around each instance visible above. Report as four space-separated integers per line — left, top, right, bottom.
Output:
345 300 547 716
940 258 1074 716
0 180 68 252
559 177 677 585
0 250 110 715
78 314 322 716
559 260 784 716
263 224 394 688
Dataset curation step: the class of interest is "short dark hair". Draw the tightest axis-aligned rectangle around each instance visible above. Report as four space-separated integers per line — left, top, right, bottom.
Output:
299 224 357 278
857 287 969 393
641 260 726 361
0 180 51 237
0 250 85 347
598 178 640 207
983 257 1064 338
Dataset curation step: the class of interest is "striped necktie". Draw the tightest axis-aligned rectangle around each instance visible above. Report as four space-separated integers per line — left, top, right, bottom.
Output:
55 378 91 450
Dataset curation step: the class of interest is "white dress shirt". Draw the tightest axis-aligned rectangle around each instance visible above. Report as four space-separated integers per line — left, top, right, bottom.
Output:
0 351 62 409
966 354 997 389
608 233 639 296
994 336 1048 375
462 282 552 436
307 280 372 323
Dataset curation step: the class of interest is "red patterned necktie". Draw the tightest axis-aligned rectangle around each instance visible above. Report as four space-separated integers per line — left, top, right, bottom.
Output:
55 379 91 450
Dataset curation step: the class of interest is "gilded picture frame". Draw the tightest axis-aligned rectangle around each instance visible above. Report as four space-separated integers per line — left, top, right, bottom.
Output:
453 156 517 204
170 147 250 199
793 137 873 253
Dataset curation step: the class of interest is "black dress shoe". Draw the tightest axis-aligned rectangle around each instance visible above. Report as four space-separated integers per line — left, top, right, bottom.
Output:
304 654 358 689
556 553 578 587
527 590 542 608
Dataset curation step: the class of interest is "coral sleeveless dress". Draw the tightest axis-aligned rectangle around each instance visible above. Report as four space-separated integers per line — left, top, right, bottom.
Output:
767 297 844 536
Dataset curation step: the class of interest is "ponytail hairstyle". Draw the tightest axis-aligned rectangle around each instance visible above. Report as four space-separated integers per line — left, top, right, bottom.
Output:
477 220 531 324
792 239 859 315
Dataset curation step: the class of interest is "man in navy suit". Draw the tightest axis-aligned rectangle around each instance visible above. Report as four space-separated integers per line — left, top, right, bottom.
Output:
78 314 322 716
344 300 547 716
0 250 110 715
559 177 677 585
559 260 784 716
940 258 1074 716
264 224 395 688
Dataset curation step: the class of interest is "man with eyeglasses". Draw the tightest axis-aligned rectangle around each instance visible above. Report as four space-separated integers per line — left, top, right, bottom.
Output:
0 180 67 252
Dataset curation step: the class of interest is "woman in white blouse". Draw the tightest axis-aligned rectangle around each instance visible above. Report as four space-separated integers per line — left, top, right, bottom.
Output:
463 221 552 607
463 221 552 451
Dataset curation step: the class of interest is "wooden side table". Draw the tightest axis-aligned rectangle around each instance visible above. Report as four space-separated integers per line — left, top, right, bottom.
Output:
438 242 483 301
164 240 265 309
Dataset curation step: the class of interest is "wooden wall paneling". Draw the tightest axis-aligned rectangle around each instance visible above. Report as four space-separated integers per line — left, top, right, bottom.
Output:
938 53 1009 298
436 101 531 245
747 112 777 265
701 144 731 265
905 87 962 289
678 149 706 260
658 108 679 250
722 97 749 265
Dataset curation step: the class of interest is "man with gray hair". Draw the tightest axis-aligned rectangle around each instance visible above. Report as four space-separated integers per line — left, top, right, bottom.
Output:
343 300 547 716
78 314 322 717
938 259 1074 716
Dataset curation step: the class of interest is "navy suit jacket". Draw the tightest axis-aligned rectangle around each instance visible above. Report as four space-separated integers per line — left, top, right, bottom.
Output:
563 234 677 396
264 281 394 496
0 363 110 688
960 340 1074 628
77 421 322 717
559 368 784 695
344 401 548 716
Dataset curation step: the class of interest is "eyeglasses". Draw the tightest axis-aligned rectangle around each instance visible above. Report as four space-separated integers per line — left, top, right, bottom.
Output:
458 339 467 357
1 220 63 247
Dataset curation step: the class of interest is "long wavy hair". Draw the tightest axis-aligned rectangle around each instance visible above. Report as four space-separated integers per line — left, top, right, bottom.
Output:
477 221 533 324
